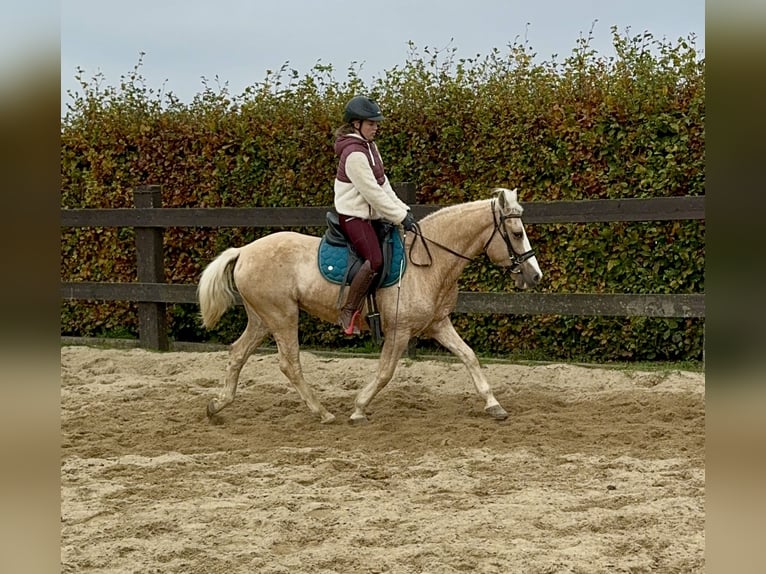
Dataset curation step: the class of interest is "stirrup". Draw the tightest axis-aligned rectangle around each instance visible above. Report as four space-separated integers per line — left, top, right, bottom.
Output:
341 310 362 336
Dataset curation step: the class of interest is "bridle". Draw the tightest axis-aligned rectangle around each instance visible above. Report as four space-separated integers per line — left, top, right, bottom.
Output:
482 198 536 273
407 199 536 273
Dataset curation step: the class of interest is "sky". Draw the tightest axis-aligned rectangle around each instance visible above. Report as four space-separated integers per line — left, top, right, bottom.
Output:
57 0 705 116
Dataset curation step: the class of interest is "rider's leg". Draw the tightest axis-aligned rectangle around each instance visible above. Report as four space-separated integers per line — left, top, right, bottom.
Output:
338 260 377 335
337 216 383 335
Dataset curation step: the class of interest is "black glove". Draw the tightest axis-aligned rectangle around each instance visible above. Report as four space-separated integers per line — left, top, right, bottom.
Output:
401 211 417 232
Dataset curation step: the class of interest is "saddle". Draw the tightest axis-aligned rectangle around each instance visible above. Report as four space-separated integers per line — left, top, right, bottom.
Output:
317 212 405 289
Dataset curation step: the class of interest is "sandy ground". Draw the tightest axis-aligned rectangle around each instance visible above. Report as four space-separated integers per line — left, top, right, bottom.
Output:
61 345 704 573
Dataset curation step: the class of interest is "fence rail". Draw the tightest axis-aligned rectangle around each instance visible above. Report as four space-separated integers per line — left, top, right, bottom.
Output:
60 196 705 227
61 184 705 350
60 283 705 318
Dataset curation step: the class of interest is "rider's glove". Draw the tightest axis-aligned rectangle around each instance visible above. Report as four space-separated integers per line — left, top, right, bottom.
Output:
401 211 417 232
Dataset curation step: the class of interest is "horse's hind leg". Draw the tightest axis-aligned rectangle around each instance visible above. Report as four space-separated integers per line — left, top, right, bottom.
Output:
425 317 508 420
207 305 269 417
271 321 336 424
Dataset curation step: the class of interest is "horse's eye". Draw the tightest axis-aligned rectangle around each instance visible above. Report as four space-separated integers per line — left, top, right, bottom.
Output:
512 232 523 240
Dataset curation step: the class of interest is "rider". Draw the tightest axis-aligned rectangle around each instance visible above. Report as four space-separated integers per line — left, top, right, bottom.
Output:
333 95 417 335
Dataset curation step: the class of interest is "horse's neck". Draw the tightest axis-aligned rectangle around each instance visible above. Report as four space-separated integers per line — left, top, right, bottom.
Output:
418 200 493 282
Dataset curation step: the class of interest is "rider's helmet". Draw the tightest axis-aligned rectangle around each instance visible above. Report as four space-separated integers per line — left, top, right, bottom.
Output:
343 96 385 123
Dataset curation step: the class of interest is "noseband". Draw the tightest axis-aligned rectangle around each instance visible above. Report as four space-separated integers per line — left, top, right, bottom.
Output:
408 199 536 272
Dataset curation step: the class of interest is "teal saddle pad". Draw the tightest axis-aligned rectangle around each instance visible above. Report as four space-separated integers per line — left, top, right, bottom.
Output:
317 229 406 288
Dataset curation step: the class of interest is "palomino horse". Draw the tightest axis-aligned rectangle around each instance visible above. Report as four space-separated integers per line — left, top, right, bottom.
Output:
198 187 542 424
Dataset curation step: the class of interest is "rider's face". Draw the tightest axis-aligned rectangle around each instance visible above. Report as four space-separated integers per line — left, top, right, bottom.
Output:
356 119 379 141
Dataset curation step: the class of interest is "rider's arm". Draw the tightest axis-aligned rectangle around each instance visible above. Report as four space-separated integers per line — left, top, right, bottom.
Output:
345 151 408 224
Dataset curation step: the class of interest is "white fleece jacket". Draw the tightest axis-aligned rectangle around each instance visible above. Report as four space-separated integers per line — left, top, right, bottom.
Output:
333 136 409 222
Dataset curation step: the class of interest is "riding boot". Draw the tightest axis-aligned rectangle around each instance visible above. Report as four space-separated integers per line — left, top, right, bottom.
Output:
338 261 377 335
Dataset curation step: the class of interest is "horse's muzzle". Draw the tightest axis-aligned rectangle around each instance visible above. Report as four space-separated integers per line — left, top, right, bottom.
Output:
513 267 542 290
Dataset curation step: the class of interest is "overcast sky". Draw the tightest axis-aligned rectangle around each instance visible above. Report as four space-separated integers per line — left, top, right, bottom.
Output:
59 0 705 116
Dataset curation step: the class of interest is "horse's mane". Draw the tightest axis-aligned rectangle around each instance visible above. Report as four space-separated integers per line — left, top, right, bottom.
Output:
420 189 523 224
420 199 490 224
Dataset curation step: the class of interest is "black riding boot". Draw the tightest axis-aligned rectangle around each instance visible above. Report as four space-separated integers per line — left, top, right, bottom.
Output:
338 261 377 335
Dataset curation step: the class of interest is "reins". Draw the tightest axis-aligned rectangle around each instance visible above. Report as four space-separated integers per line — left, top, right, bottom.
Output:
406 199 536 272
407 222 474 267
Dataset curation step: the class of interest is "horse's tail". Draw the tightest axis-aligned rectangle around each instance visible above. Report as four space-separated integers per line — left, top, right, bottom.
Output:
197 247 241 329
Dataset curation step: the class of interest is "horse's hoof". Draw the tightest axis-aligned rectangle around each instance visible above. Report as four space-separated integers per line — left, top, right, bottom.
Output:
485 404 508 420
320 412 336 424
207 400 220 418
349 414 369 426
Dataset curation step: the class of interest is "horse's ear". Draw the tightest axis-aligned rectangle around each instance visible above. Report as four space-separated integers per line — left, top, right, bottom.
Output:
496 188 507 208
495 187 518 208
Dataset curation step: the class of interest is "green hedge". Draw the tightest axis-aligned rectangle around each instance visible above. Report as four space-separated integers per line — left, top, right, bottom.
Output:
61 29 705 362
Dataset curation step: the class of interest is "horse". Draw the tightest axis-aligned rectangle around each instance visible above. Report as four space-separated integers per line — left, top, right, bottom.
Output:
197 187 542 424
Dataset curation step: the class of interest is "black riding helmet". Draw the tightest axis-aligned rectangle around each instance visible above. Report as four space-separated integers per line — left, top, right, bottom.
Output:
343 96 385 123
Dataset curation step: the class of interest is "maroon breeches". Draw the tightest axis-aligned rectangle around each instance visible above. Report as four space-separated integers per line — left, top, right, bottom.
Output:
338 215 383 273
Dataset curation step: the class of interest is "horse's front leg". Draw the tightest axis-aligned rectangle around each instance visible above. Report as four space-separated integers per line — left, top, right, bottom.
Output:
350 329 411 424
425 317 508 420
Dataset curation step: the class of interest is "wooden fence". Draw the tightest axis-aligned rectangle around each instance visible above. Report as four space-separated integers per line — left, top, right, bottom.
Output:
61 183 705 351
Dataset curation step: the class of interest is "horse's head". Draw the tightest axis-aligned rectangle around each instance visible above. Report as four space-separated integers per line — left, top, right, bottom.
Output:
485 187 543 289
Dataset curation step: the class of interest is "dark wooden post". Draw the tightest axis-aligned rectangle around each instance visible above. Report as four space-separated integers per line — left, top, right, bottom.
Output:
391 182 418 359
392 181 416 204
133 185 169 351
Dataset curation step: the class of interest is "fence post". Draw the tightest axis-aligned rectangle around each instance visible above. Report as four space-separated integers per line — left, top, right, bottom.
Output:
391 182 418 359
392 181 416 204
133 185 169 351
